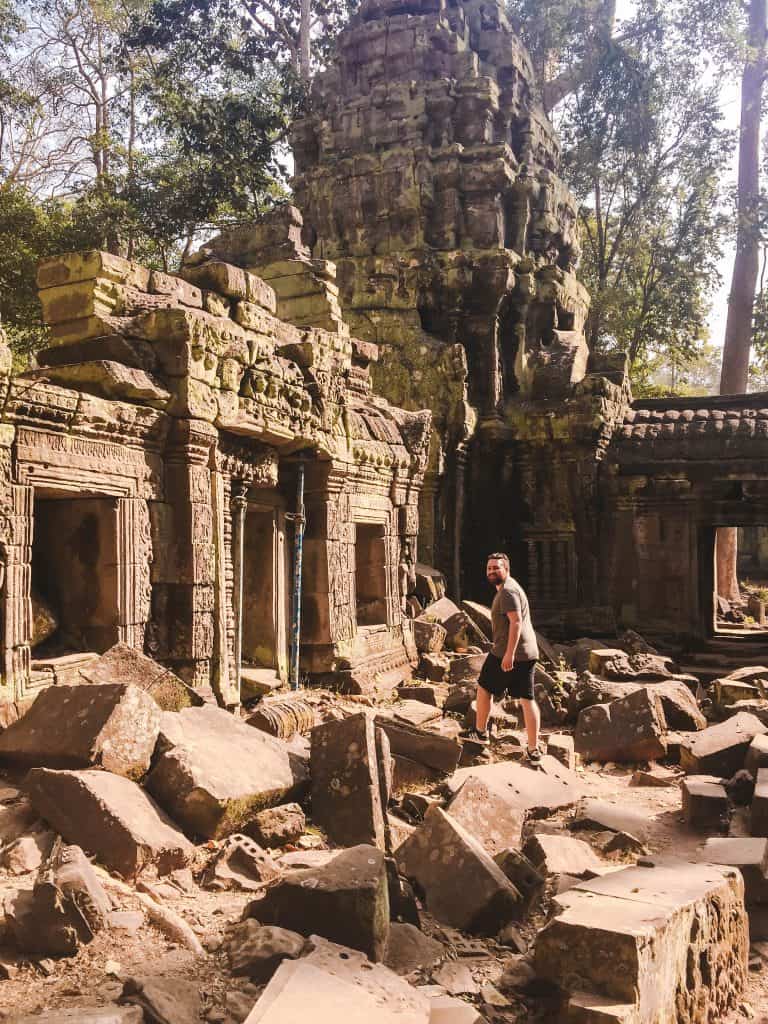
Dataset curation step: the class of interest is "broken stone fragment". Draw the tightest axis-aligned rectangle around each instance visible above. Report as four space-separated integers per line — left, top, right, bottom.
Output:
535 861 748 1022
0 683 161 780
680 712 768 777
574 687 667 763
12 1011 143 1024
0 799 40 844
384 922 443 976
375 715 461 774
752 768 768 838
569 798 651 841
546 733 575 770
80 643 204 712
746 734 768 777
309 712 386 849
203 834 280 891
146 704 307 839
119 975 202 1024
682 776 731 833
446 774 527 855
396 805 522 934
223 919 306 981
412 618 447 653
586 648 676 681
244 844 390 962
419 652 451 682
245 802 306 848
25 768 194 877
522 833 605 880
0 830 55 874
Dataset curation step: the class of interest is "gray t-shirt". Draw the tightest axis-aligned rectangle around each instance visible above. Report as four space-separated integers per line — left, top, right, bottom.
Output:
491 577 539 662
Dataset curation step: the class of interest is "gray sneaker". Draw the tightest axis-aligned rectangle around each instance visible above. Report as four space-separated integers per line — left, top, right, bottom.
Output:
525 746 543 765
460 727 490 746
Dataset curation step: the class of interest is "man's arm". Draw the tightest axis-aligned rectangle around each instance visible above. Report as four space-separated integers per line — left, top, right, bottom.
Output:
502 611 521 672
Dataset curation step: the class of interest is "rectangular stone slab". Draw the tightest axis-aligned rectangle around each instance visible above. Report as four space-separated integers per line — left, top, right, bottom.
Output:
536 860 747 1021
374 715 461 773
575 688 667 763
395 805 522 934
680 713 767 777
446 774 528 855
25 768 194 878
80 643 204 712
310 713 385 849
753 768 768 837
146 704 307 838
0 683 160 780
446 756 582 817
696 837 768 905
682 776 730 833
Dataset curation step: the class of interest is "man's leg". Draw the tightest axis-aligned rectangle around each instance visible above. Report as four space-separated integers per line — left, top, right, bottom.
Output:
475 684 494 732
520 697 541 751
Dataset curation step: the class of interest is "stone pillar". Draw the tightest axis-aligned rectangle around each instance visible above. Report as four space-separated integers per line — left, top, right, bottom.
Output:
153 419 217 694
2 480 32 703
115 497 152 651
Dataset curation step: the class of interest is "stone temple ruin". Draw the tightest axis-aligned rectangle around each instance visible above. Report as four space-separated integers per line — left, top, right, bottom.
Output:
2 0 768 1022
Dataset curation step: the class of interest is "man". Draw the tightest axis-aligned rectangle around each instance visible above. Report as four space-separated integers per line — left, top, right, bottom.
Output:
462 553 542 764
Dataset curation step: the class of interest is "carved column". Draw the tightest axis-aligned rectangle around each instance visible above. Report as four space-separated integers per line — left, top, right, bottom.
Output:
155 419 217 694
116 497 152 651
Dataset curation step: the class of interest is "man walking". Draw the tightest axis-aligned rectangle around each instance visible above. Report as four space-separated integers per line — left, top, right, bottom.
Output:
462 553 542 763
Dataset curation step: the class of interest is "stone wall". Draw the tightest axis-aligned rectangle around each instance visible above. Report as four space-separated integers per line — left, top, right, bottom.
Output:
0 243 429 709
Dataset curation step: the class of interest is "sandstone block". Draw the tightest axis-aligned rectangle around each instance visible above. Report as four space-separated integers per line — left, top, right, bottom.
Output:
523 834 604 879
570 799 651 841
26 768 194 877
535 861 748 1021
80 643 204 712
419 652 450 681
0 683 160 780
753 768 768 838
682 776 730 833
413 618 447 653
375 715 461 774
446 756 583 815
695 837 768 904
384 922 443 975
446 774 528 855
148 269 203 307
448 653 486 684
547 734 575 770
224 919 306 981
460 600 492 640
310 712 385 849
182 260 276 312
37 250 151 290
203 833 281 891
574 688 667 763
746 734 768 776
586 648 675 680
245 802 306 848
680 712 768 777
396 805 522 933
146 704 306 839
245 845 389 962
390 700 442 728
416 597 483 649
13 1010 143 1024
396 683 441 706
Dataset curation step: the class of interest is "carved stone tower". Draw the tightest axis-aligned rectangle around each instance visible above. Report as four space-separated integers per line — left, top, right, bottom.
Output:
293 0 629 623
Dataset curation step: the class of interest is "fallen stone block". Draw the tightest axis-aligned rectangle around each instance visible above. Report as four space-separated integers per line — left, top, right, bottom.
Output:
375 715 461 774
562 992 638 1023
146 704 306 839
245 803 306 848
246 697 315 740
443 683 476 714
493 848 545 912
5 843 111 956
680 712 768 777
384 922 443 976
446 756 582 817
396 805 522 934
245 844 389 962
390 700 442 728
446 774 527 855
575 688 667 763
0 830 54 874
419 652 450 681
417 597 486 651
753 768 768 838
695 837 768 905
725 768 756 805
461 600 492 641
26 768 194 877
203 833 280 891
586 648 676 680
0 683 160 780
546 734 575 770
80 643 203 711
535 860 748 1022
682 776 730 833
310 712 386 849
119 975 201 1024
223 919 306 981
396 683 441 707
569 799 650 841
448 653 486 685
714 677 762 707
746 734 768 776
629 766 682 787
523 834 604 879
413 619 447 654
243 948 428 1022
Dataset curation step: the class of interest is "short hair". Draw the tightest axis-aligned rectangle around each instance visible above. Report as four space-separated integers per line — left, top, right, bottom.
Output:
487 552 510 568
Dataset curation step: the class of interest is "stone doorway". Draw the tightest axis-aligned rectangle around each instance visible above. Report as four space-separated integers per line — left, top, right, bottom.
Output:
241 497 288 684
355 523 388 627
701 525 768 641
31 492 120 655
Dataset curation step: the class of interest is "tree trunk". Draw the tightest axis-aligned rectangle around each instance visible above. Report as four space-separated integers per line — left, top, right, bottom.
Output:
717 0 767 609
299 0 311 83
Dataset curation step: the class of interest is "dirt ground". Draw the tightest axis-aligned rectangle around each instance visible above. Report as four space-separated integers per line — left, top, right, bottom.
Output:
0 732 766 1023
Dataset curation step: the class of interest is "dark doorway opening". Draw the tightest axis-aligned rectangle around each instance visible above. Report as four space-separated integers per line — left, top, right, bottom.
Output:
32 492 120 654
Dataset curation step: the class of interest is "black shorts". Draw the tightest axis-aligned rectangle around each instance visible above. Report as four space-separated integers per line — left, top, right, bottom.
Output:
477 653 536 700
